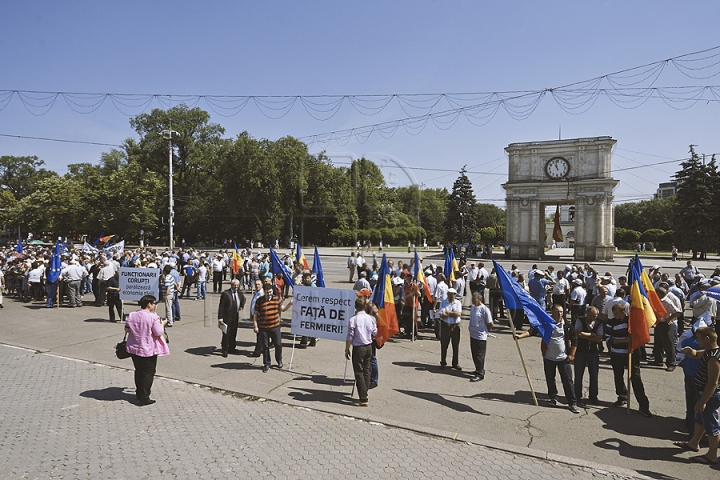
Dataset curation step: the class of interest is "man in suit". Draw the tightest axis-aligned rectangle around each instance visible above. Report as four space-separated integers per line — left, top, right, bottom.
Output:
218 279 246 357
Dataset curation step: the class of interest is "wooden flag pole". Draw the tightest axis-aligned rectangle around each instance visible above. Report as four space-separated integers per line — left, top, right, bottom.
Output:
507 311 538 406
627 350 632 415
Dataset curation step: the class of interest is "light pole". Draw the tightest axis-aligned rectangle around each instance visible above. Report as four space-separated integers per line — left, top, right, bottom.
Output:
459 212 464 243
161 129 179 250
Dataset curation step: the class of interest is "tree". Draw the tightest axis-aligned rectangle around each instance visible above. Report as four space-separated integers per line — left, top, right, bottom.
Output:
615 197 675 232
0 155 57 199
673 146 718 259
614 227 641 249
443 167 477 244
127 105 226 243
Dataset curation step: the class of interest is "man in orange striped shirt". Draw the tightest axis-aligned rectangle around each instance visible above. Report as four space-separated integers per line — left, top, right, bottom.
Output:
253 282 293 372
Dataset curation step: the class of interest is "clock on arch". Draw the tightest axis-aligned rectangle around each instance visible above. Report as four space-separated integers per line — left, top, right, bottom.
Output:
544 156 570 179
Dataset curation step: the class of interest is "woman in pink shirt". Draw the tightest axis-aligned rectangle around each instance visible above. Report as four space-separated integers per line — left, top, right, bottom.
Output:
125 295 169 406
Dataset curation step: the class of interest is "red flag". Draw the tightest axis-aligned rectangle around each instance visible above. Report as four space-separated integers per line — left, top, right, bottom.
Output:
552 205 563 243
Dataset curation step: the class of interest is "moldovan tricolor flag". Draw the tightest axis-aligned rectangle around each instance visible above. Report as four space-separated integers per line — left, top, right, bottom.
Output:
296 244 310 271
444 247 459 282
371 254 399 347
627 258 656 352
633 255 667 320
231 243 242 276
552 205 564 243
414 249 432 302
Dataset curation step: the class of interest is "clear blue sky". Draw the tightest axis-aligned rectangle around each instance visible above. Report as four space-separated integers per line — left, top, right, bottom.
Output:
2 1 719 207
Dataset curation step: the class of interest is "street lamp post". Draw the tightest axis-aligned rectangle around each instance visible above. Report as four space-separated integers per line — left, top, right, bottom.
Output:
459 212 464 243
161 129 179 250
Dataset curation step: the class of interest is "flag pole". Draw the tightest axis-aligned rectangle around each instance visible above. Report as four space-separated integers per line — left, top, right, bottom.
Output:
507 311 538 406
627 350 632 415
288 334 296 372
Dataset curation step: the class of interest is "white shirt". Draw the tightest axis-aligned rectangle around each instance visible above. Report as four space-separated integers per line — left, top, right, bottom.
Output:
434 282 448 303
468 304 493 340
552 278 570 295
438 298 462 325
570 286 586 305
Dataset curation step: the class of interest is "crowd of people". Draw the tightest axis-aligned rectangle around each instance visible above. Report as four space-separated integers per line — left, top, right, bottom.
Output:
2 242 718 464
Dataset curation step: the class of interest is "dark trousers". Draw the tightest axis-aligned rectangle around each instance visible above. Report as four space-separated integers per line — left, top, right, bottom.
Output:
131 354 157 402
98 281 108 306
489 290 504 318
213 271 223 293
420 297 432 327
610 352 649 410
260 326 282 366
221 317 239 352
180 279 194 297
552 294 567 319
543 358 577 405
684 374 698 436
440 321 460 367
352 343 372 402
574 351 599 401
469 338 487 378
653 322 676 367
107 295 122 322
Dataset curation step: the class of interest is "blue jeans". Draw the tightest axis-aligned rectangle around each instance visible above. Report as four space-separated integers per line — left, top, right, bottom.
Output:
370 343 378 385
196 281 206 299
694 390 720 437
574 351 599 401
172 292 181 321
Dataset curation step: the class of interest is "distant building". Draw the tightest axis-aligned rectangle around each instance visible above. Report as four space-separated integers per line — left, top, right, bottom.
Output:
655 181 677 199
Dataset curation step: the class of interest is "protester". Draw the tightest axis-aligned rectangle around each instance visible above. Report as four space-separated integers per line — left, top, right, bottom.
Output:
253 282 293 372
345 296 377 406
678 326 720 465
574 306 603 405
605 303 652 417
515 304 580 413
218 279 246 358
124 295 169 406
468 292 493 382
106 270 123 322
438 287 462 370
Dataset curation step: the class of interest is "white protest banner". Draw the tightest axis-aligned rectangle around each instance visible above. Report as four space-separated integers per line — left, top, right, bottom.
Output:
291 285 356 342
104 240 125 255
119 268 161 301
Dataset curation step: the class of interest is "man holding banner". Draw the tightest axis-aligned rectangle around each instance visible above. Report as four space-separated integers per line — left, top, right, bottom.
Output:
345 296 377 407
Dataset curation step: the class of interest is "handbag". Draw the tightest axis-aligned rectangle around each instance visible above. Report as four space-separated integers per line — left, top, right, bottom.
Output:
115 332 130 359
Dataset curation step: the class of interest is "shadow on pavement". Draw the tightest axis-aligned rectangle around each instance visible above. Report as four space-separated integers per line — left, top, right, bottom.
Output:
471 390 540 406
294 374 349 387
392 361 468 377
210 362 256 370
594 408 683 441
80 386 135 404
594 437 695 475
83 318 112 323
185 346 220 356
287 386 352 404
396 389 490 415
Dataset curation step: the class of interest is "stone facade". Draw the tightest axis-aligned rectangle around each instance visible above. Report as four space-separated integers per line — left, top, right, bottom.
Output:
502 137 618 261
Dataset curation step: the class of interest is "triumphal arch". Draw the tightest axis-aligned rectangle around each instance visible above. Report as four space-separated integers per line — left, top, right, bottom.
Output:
502 136 618 261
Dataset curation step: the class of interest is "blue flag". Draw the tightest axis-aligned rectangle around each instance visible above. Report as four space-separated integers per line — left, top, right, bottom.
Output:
492 260 556 344
47 241 63 284
91 232 104 247
312 245 325 287
15 236 23 254
269 247 294 288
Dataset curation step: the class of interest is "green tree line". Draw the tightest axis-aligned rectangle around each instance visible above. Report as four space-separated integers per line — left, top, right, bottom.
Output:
614 146 719 259
1 105 505 247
